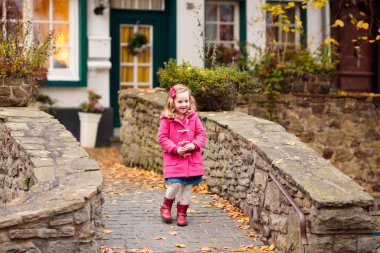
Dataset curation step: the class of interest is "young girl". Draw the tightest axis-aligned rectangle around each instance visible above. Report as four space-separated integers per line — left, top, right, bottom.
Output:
157 84 207 226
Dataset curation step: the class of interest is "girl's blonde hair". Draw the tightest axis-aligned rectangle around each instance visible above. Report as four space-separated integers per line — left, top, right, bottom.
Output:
164 84 197 114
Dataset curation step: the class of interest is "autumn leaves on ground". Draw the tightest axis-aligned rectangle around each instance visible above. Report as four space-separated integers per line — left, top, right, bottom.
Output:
86 147 275 253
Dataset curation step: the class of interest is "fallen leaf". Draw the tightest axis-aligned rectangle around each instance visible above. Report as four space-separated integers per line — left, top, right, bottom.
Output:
175 243 187 248
169 226 175 229
203 219 211 223
153 236 166 240
169 231 178 236
187 208 201 214
274 159 283 164
102 229 113 234
247 231 258 238
286 142 296 145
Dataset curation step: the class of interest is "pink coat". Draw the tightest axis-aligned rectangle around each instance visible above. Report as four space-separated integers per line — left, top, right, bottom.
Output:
157 111 207 178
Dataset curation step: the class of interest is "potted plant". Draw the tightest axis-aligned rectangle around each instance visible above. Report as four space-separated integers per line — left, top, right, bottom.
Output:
78 90 104 148
0 2 55 107
157 59 261 111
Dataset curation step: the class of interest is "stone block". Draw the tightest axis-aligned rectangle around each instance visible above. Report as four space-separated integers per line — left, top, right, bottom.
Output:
305 235 333 253
332 235 357 253
59 225 75 237
269 213 288 234
309 207 375 234
48 241 76 253
74 206 90 224
254 168 268 190
264 181 281 212
357 236 378 253
33 166 55 183
9 228 58 239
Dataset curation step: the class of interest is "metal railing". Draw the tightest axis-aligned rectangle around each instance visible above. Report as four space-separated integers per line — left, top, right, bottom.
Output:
269 172 308 245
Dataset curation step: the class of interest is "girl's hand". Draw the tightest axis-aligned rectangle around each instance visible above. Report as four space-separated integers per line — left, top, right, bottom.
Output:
183 143 195 151
177 147 187 156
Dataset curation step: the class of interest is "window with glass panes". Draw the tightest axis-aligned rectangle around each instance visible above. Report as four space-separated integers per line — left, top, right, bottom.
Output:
1 0 79 81
111 0 164 10
266 2 301 47
205 1 239 48
120 25 153 88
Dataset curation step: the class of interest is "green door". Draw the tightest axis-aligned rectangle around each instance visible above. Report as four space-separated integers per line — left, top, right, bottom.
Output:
110 0 176 127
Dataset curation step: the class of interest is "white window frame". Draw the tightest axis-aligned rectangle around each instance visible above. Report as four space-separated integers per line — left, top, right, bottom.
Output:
25 0 79 81
266 1 301 48
205 1 240 48
119 24 153 88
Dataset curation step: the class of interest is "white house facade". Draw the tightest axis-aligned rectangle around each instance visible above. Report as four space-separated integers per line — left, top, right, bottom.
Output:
9 0 329 132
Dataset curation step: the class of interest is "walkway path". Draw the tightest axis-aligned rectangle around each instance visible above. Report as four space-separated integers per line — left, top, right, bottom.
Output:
87 148 266 253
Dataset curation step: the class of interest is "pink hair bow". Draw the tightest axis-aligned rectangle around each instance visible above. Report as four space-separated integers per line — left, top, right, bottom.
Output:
169 86 176 98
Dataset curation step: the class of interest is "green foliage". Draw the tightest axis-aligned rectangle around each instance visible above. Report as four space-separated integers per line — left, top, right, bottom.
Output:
0 3 55 83
157 59 261 110
80 90 104 113
127 32 148 55
252 46 338 119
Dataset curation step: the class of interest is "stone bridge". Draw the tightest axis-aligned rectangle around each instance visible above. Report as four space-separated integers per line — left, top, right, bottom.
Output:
118 89 377 253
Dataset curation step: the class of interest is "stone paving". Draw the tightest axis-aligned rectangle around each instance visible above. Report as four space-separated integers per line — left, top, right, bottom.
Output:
97 151 263 252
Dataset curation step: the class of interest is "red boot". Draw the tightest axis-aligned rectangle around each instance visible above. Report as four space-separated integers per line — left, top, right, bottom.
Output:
176 203 189 226
160 197 175 223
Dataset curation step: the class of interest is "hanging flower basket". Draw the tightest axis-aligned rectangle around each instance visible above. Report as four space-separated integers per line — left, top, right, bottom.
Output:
127 32 148 55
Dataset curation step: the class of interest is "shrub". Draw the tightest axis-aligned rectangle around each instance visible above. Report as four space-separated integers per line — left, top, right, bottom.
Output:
157 59 262 111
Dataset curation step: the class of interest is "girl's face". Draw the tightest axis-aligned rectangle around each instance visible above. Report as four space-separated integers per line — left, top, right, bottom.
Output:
174 91 190 116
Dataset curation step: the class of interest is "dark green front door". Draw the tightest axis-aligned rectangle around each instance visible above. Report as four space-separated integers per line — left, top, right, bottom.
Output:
110 0 176 127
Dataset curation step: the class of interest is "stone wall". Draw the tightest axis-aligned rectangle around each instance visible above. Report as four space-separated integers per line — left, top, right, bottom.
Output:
0 108 103 253
119 89 377 253
0 121 34 206
236 94 380 210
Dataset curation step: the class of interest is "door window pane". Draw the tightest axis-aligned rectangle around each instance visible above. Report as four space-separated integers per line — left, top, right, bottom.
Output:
138 48 150 63
53 24 70 45
206 4 217 21
121 47 133 63
32 0 49 20
138 67 150 82
121 27 133 43
220 5 233 22
220 25 233 41
121 67 134 82
53 0 69 21
206 24 217 41
53 48 69 68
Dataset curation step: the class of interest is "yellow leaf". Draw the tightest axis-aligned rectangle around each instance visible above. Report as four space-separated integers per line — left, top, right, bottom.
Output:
295 16 302 27
247 231 258 238
357 20 369 30
169 231 178 236
268 244 276 250
153 237 166 240
369 40 375 43
324 37 339 45
283 26 290 32
332 19 344 28
288 2 295 7
376 35 380 40
175 243 187 248
274 159 283 164
102 229 113 234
